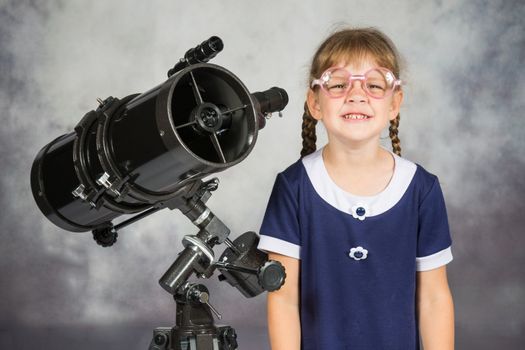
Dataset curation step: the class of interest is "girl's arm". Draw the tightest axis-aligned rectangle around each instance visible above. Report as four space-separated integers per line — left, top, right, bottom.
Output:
267 252 301 350
416 265 455 349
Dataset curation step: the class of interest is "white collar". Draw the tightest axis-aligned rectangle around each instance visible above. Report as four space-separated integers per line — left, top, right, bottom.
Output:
301 147 417 218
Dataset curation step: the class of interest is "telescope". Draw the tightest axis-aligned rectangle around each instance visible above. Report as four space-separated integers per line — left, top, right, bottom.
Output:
30 36 287 350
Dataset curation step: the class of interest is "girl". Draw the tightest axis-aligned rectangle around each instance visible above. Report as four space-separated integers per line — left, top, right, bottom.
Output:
258 28 454 349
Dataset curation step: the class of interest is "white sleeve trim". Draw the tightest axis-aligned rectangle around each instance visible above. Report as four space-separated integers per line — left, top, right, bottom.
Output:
257 235 301 260
416 246 453 271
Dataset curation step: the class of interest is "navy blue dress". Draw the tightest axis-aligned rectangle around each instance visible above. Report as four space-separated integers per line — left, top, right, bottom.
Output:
258 148 452 350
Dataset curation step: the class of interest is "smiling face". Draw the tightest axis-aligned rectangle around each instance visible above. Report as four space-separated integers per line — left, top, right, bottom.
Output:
307 57 403 149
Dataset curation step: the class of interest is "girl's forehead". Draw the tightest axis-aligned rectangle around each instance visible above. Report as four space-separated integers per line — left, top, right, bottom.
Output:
327 52 380 71
333 57 380 71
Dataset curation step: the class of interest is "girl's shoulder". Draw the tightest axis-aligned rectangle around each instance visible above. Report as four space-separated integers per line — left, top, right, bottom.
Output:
272 157 308 193
406 158 444 199
414 163 439 183
274 150 317 180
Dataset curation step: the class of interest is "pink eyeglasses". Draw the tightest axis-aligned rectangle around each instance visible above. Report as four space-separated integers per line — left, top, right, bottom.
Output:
311 67 402 99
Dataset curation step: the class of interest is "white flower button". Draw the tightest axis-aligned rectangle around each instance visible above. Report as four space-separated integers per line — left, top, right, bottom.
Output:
349 246 368 261
351 203 369 221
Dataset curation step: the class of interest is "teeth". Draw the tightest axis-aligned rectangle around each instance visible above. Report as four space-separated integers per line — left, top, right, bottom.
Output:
343 114 369 120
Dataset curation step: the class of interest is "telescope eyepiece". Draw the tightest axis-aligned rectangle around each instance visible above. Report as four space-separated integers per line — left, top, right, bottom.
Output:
168 36 225 77
252 87 289 116
252 87 289 129
187 36 224 62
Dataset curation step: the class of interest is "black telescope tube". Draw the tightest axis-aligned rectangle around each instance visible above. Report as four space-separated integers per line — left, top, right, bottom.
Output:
31 63 264 232
30 35 289 235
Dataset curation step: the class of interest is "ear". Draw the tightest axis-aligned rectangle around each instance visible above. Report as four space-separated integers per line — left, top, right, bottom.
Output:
389 89 403 120
307 89 323 120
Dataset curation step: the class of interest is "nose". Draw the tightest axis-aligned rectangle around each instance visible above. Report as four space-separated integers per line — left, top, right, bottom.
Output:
345 77 367 103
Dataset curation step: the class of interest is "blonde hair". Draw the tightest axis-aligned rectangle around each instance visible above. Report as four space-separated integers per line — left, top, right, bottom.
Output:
301 27 403 158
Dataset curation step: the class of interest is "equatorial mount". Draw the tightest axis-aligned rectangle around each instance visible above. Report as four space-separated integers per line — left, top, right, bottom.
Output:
148 178 285 350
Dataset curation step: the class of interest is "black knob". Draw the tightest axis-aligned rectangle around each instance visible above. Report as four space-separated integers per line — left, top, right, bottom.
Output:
154 333 168 346
258 260 286 292
219 327 238 349
92 225 118 247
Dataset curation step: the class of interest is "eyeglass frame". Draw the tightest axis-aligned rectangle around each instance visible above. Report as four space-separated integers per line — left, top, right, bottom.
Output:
310 66 403 99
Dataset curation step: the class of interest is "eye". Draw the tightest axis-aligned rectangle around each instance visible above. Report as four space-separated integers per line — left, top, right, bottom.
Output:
327 83 348 91
365 69 391 92
325 76 349 92
366 77 387 91
366 83 386 91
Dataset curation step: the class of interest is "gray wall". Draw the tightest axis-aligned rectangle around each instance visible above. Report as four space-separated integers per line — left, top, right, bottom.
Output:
1 0 524 349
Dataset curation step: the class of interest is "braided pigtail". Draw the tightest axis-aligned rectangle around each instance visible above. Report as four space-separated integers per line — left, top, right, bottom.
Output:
300 101 318 158
389 113 402 156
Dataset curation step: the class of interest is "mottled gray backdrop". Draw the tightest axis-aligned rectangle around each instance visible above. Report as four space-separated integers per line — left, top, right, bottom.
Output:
1 0 524 349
